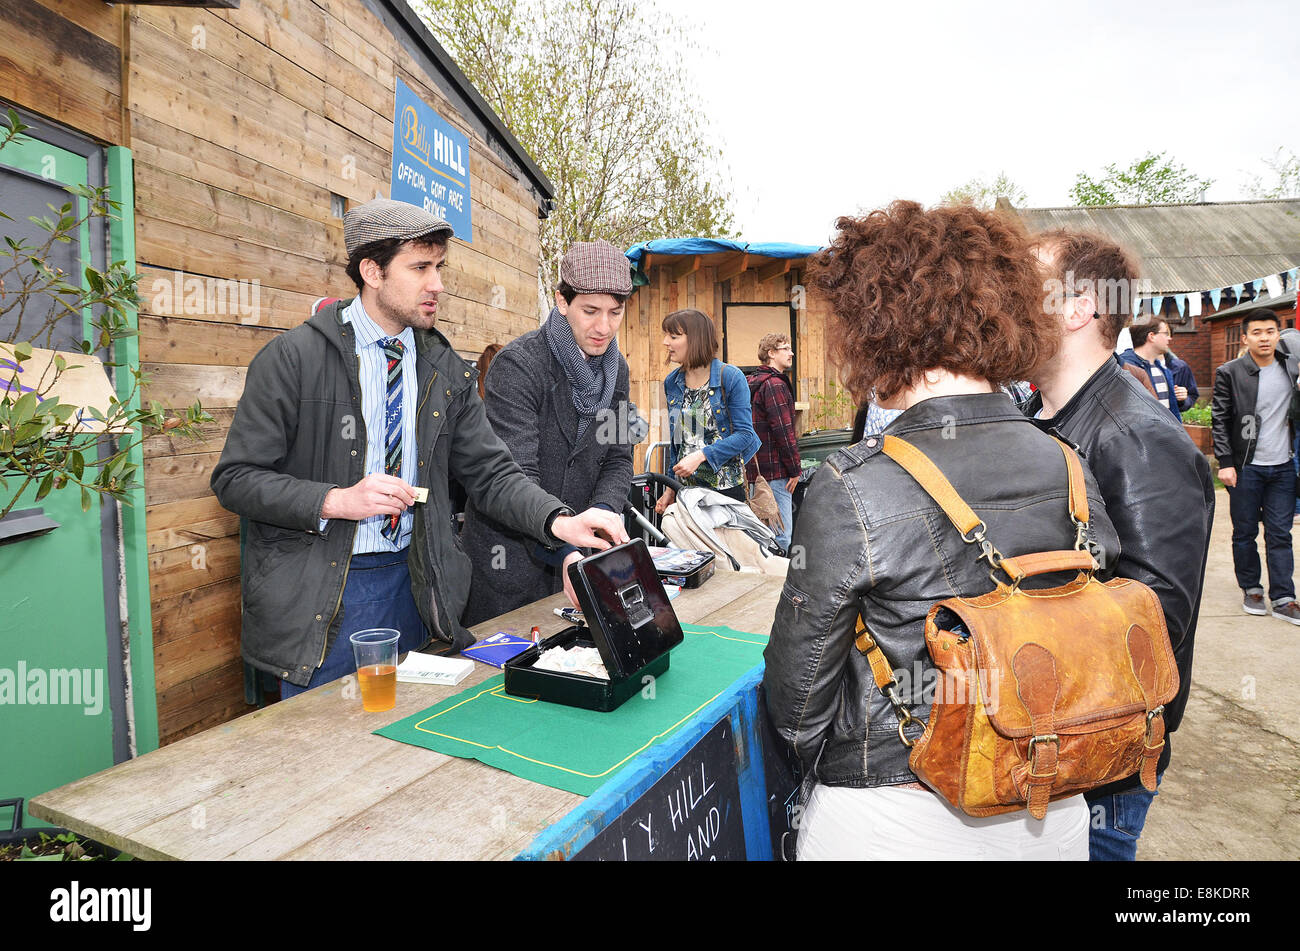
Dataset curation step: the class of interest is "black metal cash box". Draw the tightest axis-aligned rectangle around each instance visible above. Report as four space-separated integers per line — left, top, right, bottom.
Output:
503 539 684 712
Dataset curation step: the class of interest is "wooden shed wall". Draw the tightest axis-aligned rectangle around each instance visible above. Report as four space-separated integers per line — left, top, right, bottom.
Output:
6 0 546 745
624 259 850 472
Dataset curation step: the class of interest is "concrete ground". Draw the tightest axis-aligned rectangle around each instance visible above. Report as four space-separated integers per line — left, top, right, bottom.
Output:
1141 488 1300 860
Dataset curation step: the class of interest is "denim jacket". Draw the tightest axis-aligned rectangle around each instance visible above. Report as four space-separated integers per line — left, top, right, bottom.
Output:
663 359 761 473
762 393 1120 788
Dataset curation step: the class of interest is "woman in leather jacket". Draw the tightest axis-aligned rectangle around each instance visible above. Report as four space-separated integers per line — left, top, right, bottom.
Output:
762 201 1121 860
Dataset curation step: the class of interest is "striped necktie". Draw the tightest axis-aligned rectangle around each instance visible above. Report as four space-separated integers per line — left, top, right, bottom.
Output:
381 337 405 544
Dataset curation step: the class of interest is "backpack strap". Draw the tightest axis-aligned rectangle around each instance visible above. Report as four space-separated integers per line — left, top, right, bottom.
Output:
880 435 1095 586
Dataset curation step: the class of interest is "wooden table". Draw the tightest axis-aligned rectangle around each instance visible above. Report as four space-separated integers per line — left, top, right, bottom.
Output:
30 572 783 860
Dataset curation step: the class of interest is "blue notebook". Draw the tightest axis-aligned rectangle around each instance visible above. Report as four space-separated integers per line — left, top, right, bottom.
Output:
461 630 533 668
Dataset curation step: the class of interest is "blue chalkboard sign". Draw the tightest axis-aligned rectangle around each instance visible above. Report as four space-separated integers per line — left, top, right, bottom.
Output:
391 77 472 242
573 716 746 861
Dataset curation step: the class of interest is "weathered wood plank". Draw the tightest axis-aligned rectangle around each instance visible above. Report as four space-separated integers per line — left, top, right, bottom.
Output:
146 495 238 555
147 530 239 602
155 660 246 744
154 624 242 697
139 316 282 368
136 264 327 331
142 407 234 458
0 0 121 144
135 215 335 297
141 363 248 410
129 114 341 228
143 448 221 507
150 578 241 647
35 0 121 45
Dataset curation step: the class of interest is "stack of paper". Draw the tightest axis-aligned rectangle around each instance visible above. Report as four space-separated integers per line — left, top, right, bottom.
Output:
395 651 474 686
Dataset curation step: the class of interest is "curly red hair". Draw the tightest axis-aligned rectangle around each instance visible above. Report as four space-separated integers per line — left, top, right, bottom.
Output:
807 200 1059 403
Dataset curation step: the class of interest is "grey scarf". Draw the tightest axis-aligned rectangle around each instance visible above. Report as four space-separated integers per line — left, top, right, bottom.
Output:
545 306 619 440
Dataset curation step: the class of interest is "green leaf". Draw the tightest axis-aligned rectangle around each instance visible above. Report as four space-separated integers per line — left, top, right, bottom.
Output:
69 449 85 480
14 341 32 360
34 472 54 502
81 487 93 512
11 391 38 424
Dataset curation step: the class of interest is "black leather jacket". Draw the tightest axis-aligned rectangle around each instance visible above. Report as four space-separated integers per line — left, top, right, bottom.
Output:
762 393 1120 788
1024 357 1215 793
1211 352 1300 471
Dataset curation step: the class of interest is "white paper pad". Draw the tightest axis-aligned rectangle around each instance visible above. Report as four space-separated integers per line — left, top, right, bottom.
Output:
395 651 473 686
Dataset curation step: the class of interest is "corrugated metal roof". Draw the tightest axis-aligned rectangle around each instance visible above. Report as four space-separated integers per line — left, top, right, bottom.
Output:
1011 199 1300 294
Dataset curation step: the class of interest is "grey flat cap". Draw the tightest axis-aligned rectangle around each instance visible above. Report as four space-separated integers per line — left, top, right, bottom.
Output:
344 198 453 257
559 239 633 297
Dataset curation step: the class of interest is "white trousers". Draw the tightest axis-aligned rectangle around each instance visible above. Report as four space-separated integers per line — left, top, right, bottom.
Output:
797 783 1090 861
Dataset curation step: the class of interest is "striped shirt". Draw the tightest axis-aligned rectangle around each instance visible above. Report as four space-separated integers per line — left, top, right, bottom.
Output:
341 298 419 553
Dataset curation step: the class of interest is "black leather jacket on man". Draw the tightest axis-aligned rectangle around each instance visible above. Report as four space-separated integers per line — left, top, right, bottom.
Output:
763 393 1120 788
1024 356 1215 794
1211 351 1300 472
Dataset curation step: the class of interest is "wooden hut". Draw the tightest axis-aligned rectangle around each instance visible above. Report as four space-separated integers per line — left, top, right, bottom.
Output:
622 240 852 472
0 0 554 801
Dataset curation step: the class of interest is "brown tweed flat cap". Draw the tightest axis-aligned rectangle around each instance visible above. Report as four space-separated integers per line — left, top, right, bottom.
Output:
559 240 633 297
344 198 453 257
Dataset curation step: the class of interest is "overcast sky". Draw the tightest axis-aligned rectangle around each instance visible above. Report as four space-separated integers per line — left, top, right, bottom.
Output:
654 0 1300 245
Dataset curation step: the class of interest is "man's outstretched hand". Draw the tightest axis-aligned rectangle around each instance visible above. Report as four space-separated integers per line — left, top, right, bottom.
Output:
551 507 629 551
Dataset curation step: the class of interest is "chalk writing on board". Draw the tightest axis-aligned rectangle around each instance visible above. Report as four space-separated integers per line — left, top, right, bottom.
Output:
574 716 745 861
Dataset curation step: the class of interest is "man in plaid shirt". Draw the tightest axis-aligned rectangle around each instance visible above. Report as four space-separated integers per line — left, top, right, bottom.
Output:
746 333 802 551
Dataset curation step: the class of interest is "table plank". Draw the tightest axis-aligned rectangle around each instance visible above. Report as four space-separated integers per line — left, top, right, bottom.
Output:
30 572 783 860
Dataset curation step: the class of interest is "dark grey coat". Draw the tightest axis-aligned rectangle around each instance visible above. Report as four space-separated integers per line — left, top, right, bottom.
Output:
460 328 636 625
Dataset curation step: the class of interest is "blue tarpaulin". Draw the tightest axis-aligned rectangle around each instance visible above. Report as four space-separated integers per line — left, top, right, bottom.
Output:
624 238 823 286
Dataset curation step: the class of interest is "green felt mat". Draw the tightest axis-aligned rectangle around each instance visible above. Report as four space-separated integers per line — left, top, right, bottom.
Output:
374 623 768 796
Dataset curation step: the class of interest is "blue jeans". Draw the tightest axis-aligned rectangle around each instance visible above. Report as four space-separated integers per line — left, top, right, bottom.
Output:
280 550 428 699
1292 431 1300 515
1227 462 1297 605
769 478 795 552
1086 773 1161 861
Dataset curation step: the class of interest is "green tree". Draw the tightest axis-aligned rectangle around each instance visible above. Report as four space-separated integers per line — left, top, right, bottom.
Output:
1244 147 1300 199
1 110 209 519
940 171 1027 209
1069 151 1213 206
413 0 738 303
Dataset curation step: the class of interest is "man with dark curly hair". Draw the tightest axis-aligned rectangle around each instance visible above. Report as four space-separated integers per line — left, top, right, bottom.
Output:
1022 229 1215 861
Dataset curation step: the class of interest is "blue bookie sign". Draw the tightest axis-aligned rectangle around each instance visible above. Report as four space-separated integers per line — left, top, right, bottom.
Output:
391 77 472 242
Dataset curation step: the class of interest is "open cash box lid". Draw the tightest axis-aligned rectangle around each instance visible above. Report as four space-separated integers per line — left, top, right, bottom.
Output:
567 538 684 681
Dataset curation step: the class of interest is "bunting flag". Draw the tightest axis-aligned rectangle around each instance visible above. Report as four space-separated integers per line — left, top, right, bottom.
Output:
1135 266 1300 323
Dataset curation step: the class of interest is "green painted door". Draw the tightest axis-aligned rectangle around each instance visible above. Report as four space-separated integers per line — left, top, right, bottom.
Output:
1 116 151 829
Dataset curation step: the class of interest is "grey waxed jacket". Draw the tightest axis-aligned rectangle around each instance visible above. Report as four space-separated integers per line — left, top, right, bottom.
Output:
762 393 1120 789
211 299 567 686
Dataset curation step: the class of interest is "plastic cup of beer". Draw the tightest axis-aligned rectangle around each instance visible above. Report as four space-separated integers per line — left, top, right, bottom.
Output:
350 629 400 712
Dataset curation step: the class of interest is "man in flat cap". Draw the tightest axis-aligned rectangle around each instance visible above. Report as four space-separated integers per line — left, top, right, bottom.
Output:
461 239 641 623
212 201 627 698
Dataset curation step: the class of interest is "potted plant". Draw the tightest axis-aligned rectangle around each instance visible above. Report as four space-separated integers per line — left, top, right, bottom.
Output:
1181 401 1211 455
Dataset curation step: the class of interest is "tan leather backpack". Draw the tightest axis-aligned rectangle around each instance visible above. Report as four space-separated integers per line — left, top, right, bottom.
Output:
855 435 1178 819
